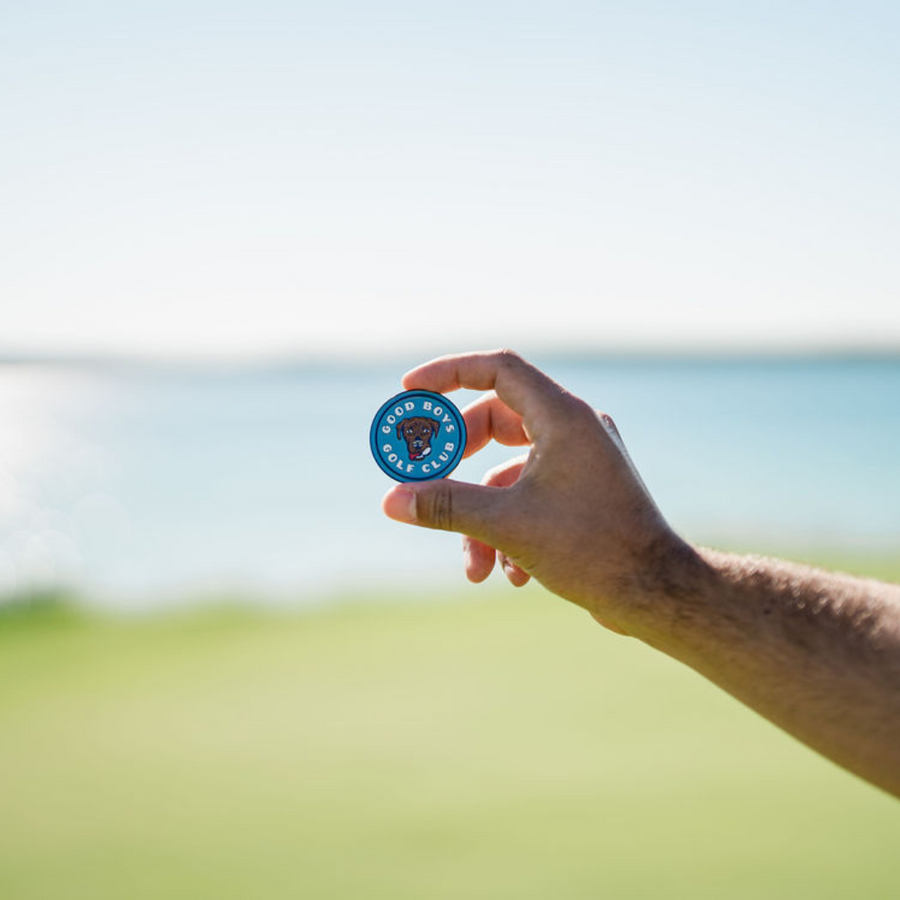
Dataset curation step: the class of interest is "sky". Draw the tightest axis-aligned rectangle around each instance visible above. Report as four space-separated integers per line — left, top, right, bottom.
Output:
2 1 899 360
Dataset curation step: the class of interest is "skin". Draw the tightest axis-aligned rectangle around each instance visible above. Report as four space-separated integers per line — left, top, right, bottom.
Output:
382 349 900 799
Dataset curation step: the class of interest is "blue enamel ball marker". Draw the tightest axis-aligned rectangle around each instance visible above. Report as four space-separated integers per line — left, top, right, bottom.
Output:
370 390 467 482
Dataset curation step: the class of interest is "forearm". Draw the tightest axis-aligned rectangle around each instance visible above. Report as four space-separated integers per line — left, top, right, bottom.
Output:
388 350 900 797
626 544 900 798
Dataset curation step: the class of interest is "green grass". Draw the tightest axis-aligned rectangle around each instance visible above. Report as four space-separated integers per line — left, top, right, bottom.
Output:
2 569 900 899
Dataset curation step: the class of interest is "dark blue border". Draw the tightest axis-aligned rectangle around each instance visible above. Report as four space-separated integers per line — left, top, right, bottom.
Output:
369 390 467 482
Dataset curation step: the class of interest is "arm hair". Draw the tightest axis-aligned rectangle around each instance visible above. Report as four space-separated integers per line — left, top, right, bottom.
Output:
629 546 900 798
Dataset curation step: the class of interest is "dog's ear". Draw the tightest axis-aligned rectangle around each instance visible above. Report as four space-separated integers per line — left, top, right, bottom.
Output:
429 418 440 437
396 419 404 439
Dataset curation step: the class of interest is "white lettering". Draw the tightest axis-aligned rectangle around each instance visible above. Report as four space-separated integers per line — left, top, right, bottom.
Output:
444 442 455 452
382 443 393 453
434 406 443 417
405 401 414 411
422 464 430 474
395 406 404 417
439 452 449 462
445 424 455 433
387 414 396 424
381 425 390 435
423 400 432 410
388 453 398 463
406 463 414 473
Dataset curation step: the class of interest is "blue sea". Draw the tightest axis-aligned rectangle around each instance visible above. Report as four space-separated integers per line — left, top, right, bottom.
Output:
1 356 899 609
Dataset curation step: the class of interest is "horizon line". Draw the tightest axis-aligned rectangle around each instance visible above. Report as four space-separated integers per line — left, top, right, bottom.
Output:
3 340 900 370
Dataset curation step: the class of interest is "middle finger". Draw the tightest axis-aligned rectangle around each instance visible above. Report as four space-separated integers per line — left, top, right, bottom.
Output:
462 391 530 459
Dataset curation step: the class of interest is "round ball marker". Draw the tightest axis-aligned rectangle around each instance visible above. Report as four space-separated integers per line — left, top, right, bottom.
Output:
370 390 467 482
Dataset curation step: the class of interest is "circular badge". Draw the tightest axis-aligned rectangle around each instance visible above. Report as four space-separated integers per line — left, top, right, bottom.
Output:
370 390 467 482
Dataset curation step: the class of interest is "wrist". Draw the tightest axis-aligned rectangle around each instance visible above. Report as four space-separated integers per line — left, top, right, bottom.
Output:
610 533 714 648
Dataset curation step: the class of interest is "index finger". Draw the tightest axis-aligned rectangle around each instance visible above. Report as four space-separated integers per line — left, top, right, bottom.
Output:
401 349 571 432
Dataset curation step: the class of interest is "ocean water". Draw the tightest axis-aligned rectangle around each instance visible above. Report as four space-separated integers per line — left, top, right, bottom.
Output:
1 356 899 608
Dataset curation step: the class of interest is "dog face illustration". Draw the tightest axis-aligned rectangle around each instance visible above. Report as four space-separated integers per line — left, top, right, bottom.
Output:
396 417 440 461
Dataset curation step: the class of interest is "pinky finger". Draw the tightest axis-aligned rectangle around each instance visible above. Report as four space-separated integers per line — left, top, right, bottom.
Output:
464 535 496 583
498 552 531 587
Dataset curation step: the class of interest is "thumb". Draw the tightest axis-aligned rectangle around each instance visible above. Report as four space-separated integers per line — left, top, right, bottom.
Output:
382 479 505 542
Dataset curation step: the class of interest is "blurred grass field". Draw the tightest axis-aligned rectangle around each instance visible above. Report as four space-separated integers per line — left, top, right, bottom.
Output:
2 555 900 899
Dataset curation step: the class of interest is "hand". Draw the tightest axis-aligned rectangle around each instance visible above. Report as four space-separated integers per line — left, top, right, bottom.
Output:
382 351 900 797
382 350 690 635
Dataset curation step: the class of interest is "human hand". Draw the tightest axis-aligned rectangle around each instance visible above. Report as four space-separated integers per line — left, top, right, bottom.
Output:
382 350 691 635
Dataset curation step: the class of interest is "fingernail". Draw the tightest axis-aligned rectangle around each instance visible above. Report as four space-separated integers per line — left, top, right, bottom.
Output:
383 488 417 523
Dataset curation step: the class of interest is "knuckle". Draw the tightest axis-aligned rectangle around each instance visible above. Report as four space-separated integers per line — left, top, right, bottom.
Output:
493 347 523 367
424 483 454 531
590 409 624 446
597 410 617 431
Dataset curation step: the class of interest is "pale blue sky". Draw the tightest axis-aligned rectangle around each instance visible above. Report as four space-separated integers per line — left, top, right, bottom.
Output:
3 1 898 358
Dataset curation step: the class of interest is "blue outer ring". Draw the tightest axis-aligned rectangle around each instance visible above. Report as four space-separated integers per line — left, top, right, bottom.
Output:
369 390 467 482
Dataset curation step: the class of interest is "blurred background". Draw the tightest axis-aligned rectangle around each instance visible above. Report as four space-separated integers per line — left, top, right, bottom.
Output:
2 2 899 897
